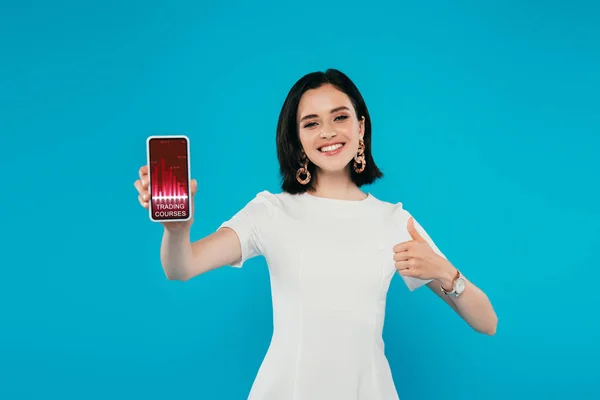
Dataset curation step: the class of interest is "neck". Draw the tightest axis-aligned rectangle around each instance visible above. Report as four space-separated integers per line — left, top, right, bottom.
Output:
308 167 367 201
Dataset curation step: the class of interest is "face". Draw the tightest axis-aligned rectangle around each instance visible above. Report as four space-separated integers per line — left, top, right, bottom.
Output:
296 84 364 174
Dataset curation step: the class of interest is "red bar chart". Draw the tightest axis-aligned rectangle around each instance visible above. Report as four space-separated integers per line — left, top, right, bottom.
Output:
148 138 190 221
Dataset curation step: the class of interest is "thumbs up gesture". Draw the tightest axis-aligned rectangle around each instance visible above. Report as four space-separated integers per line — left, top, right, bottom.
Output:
393 217 455 281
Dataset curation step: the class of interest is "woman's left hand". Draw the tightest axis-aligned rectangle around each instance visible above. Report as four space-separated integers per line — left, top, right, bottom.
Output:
393 217 456 286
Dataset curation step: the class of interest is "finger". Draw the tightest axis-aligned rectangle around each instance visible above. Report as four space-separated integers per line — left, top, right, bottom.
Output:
395 257 419 268
190 179 197 196
139 165 148 179
408 217 426 242
398 268 418 277
134 180 150 198
393 251 412 262
393 241 412 253
138 194 149 209
134 179 144 194
394 260 411 270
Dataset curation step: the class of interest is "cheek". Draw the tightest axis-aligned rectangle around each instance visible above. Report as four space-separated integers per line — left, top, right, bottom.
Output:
336 124 351 134
298 129 320 148
298 131 310 148
339 122 360 138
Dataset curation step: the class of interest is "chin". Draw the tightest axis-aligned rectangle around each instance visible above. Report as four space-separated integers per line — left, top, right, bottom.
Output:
312 159 353 174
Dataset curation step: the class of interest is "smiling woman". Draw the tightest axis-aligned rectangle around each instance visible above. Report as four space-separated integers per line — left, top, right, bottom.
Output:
133 68 498 400
276 70 383 195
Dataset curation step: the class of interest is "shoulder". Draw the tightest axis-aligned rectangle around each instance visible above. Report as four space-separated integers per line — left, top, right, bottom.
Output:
254 190 290 207
367 193 412 224
240 190 289 218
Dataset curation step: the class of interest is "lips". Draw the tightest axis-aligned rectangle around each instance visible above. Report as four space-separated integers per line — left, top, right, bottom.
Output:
318 142 345 152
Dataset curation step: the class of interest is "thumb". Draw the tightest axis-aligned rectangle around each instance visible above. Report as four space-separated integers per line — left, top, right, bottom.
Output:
407 217 425 242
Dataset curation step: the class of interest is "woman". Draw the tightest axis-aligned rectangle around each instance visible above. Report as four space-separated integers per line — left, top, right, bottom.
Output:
134 69 498 400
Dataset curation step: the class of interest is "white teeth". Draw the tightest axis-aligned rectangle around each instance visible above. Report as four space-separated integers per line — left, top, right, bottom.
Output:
320 143 343 152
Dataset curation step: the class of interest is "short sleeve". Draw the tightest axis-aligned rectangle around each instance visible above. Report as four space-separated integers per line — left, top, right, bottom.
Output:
393 203 447 291
217 191 276 268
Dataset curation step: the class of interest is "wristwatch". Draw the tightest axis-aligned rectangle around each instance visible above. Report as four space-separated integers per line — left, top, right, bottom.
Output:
440 269 466 297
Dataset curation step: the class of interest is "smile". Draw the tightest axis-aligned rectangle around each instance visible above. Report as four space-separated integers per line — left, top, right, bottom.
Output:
318 143 345 154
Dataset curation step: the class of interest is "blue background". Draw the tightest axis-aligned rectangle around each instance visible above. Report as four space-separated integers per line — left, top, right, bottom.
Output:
1 1 599 399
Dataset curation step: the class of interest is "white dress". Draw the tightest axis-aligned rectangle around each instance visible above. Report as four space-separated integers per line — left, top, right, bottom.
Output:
219 191 446 400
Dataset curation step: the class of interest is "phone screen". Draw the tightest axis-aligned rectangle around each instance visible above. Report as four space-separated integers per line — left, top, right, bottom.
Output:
147 136 191 222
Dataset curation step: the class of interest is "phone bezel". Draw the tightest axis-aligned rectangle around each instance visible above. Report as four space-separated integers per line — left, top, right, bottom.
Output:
146 135 192 223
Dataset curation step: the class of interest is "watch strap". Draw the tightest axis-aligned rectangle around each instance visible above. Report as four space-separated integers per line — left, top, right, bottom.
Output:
440 269 461 296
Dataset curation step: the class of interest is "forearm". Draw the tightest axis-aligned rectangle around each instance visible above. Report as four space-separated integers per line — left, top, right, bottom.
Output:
160 227 194 281
437 266 498 335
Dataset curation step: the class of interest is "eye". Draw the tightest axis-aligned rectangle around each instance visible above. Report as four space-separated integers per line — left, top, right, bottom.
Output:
334 115 349 122
303 121 318 128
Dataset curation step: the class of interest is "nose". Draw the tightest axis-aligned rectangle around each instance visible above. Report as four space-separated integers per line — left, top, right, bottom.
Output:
320 131 337 139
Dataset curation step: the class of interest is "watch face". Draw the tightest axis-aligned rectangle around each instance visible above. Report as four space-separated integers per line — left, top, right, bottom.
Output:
455 277 466 293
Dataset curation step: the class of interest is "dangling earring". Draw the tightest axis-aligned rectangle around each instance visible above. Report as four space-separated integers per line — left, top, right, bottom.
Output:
353 139 366 173
296 151 311 184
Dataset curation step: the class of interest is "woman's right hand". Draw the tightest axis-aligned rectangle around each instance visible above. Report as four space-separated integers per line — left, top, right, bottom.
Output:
134 165 198 231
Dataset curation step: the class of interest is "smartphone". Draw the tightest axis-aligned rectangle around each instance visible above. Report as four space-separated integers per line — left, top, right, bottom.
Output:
146 135 192 223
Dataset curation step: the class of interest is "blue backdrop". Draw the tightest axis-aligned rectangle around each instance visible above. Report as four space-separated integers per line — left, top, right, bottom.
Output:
1 1 598 399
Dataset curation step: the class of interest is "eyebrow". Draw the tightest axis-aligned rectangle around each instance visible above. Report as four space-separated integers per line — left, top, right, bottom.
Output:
299 106 350 122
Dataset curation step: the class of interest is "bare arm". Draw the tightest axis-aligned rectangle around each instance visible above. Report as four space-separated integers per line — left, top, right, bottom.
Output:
395 216 498 336
134 164 243 281
160 226 242 281
427 273 498 335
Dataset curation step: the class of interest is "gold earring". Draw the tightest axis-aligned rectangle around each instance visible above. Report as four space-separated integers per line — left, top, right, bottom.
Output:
296 152 311 184
353 139 366 173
